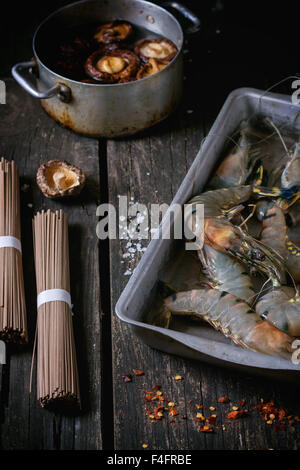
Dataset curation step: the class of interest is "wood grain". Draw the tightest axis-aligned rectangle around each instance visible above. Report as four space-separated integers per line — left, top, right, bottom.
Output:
0 79 102 450
108 85 300 451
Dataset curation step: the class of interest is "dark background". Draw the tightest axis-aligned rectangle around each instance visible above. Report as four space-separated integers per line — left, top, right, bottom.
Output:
1 0 300 452
1 0 299 95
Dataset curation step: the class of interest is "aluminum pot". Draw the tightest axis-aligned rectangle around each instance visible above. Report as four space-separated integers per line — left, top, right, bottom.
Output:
11 0 200 138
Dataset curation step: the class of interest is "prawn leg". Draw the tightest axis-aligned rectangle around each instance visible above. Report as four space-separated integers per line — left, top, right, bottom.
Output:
198 244 255 304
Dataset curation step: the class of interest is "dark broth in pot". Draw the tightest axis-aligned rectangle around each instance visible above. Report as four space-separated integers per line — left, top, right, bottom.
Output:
49 21 166 83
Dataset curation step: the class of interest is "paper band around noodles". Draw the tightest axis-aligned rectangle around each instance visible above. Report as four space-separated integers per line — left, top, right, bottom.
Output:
0 236 22 253
37 289 72 310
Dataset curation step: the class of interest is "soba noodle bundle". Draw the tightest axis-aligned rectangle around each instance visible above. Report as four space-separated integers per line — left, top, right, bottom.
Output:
31 209 80 409
0 158 27 343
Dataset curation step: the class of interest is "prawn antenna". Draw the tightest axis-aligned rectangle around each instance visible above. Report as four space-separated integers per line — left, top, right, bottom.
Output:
265 117 290 157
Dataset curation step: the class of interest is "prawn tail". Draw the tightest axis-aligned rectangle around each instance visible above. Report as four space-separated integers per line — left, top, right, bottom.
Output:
164 289 293 359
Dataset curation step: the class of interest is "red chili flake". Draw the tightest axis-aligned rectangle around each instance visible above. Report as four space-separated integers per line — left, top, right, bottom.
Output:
169 419 175 424
152 385 161 390
169 407 179 417
294 416 300 422
154 405 164 420
239 398 246 407
133 369 144 376
194 417 202 423
278 409 287 421
206 416 217 425
227 410 247 419
181 415 187 420
200 425 213 433
187 400 192 405
122 374 132 383
289 420 294 426
218 396 230 403
142 390 154 394
195 404 205 409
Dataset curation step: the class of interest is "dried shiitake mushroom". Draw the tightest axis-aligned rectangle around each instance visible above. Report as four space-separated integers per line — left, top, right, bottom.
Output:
94 21 132 44
36 160 85 199
85 48 140 83
136 58 168 79
134 38 178 62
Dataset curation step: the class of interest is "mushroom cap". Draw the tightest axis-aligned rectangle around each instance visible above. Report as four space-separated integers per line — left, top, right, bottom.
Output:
94 21 132 44
134 38 178 62
136 57 168 80
84 48 140 83
36 160 86 199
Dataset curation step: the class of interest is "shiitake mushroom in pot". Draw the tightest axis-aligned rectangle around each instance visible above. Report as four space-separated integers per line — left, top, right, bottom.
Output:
134 38 178 62
12 0 187 137
53 19 178 83
84 48 140 83
136 58 168 79
94 20 133 44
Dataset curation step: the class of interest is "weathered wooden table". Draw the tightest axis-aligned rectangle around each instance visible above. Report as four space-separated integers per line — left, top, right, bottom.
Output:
1 0 300 451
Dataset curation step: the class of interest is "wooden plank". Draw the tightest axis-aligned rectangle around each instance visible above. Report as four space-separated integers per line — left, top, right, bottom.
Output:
108 91 300 450
0 79 102 450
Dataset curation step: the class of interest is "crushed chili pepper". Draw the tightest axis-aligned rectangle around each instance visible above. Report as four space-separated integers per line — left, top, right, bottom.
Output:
218 396 229 403
195 404 205 409
133 369 144 376
152 385 161 390
227 410 247 419
200 425 213 433
169 407 179 417
206 415 217 425
154 405 164 420
122 374 132 383
141 380 300 434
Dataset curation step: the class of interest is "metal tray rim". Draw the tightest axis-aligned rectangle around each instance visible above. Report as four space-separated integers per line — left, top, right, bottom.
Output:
115 86 300 374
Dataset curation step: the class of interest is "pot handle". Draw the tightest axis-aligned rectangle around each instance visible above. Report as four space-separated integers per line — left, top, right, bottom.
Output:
162 1 201 34
11 61 71 102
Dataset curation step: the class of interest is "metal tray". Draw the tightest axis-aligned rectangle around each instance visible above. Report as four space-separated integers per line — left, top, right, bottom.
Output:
115 87 300 381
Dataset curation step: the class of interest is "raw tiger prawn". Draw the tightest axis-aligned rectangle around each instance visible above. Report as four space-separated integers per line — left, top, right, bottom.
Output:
185 185 285 284
207 126 264 190
255 199 300 336
164 244 294 358
164 289 293 359
156 120 300 360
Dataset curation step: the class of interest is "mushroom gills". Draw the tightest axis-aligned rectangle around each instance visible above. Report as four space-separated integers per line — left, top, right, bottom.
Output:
45 165 80 191
96 56 128 74
137 58 168 79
